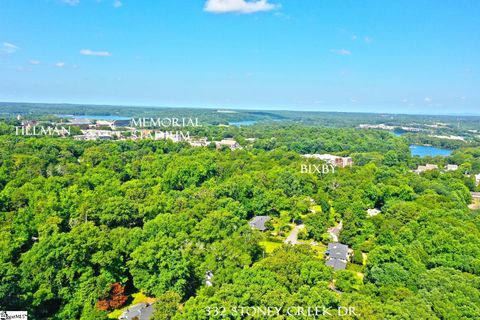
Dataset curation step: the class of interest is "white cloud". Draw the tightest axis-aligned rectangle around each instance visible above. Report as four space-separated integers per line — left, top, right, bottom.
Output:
331 49 352 56
204 0 279 14
113 0 122 8
364 36 373 44
62 0 80 5
351 35 357 41
29 60 41 65
424 97 432 103
55 62 66 68
80 49 112 57
1 42 20 54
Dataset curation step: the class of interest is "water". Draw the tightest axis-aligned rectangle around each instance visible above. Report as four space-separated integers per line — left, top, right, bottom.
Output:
56 114 130 120
391 130 404 136
229 120 257 127
410 145 452 157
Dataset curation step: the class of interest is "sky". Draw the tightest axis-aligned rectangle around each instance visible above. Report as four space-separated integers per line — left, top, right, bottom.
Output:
0 0 479 114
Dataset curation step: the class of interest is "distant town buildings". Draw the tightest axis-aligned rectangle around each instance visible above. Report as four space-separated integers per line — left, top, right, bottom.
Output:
325 242 351 271
74 129 122 141
476 174 480 186
303 154 353 168
359 124 395 130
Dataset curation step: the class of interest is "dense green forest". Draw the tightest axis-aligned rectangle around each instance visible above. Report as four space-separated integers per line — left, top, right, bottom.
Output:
1 114 480 319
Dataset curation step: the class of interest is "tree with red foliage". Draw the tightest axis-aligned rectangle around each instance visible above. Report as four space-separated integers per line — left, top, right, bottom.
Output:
96 283 128 311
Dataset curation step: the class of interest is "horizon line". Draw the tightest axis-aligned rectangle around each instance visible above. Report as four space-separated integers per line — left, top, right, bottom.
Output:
1 100 479 118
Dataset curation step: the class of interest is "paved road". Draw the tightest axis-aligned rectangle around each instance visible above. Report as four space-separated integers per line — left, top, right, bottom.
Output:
328 221 343 242
285 224 305 245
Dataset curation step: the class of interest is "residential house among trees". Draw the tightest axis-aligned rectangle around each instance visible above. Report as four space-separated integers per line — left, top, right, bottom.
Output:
248 216 271 232
303 154 353 168
215 139 241 150
325 243 350 271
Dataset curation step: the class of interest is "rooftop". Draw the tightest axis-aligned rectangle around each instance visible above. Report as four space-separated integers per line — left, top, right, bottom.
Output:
248 216 271 232
326 258 347 271
326 242 349 260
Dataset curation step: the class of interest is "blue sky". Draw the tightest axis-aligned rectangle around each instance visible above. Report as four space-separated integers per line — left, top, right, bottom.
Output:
0 0 479 114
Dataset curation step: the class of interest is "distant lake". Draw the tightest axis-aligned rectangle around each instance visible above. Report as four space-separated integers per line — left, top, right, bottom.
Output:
229 120 257 127
410 145 452 157
57 114 130 120
391 130 404 136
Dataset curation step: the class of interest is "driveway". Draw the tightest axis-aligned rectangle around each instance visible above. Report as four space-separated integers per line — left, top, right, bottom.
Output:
328 221 343 242
285 224 305 245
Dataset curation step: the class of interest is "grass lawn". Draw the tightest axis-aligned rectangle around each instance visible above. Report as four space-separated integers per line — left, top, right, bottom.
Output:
309 242 327 258
108 292 156 319
259 240 283 254
347 263 365 279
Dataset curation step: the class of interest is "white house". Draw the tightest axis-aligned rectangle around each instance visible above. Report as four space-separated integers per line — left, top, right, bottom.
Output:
215 139 241 150
414 164 438 174
445 164 459 171
303 154 353 168
476 173 480 186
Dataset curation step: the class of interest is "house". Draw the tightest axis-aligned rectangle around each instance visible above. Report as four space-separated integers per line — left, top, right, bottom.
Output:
325 242 350 271
248 216 271 232
189 138 209 147
119 303 154 320
445 164 459 171
215 139 241 150
303 154 353 168
414 164 438 174
476 174 480 186
95 120 117 129
367 208 381 217
326 258 347 271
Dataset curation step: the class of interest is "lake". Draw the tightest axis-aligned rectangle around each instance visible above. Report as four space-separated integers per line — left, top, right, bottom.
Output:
57 114 130 120
229 120 257 127
410 145 452 157
391 130 404 136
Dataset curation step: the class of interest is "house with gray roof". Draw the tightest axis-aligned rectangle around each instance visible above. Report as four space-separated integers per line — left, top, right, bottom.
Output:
248 216 271 232
325 242 350 271
119 303 154 320
326 258 347 271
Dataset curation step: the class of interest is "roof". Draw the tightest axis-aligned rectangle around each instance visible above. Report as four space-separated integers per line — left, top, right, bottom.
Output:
218 139 238 146
326 242 349 260
326 258 347 271
248 216 271 231
119 303 154 320
67 118 92 125
367 208 381 217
